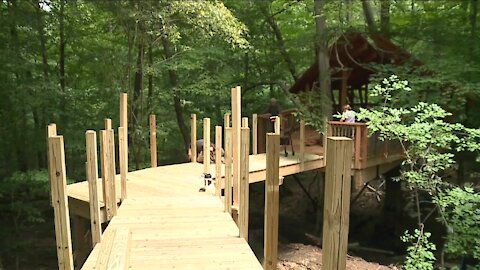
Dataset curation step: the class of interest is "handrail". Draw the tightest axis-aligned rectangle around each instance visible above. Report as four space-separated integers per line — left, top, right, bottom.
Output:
327 121 368 169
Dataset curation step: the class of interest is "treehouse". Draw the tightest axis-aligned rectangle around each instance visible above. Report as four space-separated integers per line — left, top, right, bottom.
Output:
257 32 414 189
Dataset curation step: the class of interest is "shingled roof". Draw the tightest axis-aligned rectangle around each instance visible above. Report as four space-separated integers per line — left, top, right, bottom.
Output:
289 32 421 93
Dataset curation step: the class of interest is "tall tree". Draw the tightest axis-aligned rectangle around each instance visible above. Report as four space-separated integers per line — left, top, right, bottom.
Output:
314 0 331 117
380 0 391 38
361 0 377 34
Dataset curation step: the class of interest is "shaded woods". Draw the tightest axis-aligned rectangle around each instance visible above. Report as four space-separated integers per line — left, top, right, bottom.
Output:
0 0 479 269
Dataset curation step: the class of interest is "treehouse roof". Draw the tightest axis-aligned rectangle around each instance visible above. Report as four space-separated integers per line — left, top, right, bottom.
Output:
289 32 421 93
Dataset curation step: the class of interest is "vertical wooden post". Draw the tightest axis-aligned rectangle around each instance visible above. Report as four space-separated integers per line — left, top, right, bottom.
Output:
119 93 128 177
100 129 117 220
85 131 102 246
355 125 361 169
264 133 280 270
48 136 74 270
47 124 57 206
203 118 211 174
274 116 281 135
149 114 157 168
224 113 230 128
252 114 258 154
239 123 250 240
299 120 305 170
104 118 112 130
191 114 197 163
118 127 127 200
322 137 353 270
224 128 233 214
215 126 222 197
231 86 241 206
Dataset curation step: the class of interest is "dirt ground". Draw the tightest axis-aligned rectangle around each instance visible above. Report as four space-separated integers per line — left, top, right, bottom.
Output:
277 243 399 270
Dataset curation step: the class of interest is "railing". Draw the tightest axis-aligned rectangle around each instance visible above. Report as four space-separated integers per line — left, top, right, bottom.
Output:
327 121 368 169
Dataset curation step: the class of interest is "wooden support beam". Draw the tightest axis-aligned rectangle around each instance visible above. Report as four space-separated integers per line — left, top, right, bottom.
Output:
274 116 281 135
252 114 258 154
231 86 241 206
47 124 57 206
224 127 233 214
94 228 132 270
48 136 74 270
264 133 280 270
224 113 230 128
100 129 117 220
118 127 127 200
299 120 305 170
191 114 197 163
215 126 222 197
239 126 250 241
85 131 102 246
119 93 128 178
322 137 353 270
203 118 211 174
149 114 157 168
104 118 112 130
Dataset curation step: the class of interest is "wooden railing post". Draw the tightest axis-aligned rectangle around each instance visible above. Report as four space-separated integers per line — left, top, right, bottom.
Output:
264 133 280 270
224 127 233 214
322 137 353 270
215 126 222 197
224 113 230 128
119 93 128 199
203 118 211 175
118 127 127 200
252 114 258 154
355 125 361 169
239 120 250 241
300 120 305 170
274 116 281 135
47 124 57 206
104 118 112 130
85 131 102 246
191 114 197 163
48 135 74 270
100 128 117 220
149 114 157 168
231 86 241 207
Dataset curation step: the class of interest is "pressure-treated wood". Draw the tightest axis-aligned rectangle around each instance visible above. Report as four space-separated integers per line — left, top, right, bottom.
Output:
149 114 157 168
47 124 58 206
48 136 74 270
239 126 250 241
119 93 128 182
252 114 258 154
100 130 117 220
231 86 241 206
203 118 211 174
242 117 249 128
264 133 280 270
118 127 127 200
215 126 222 197
299 120 305 170
322 137 353 270
274 116 280 135
86 131 102 246
224 128 233 214
191 114 197 163
224 113 230 128
104 118 112 130
94 227 131 270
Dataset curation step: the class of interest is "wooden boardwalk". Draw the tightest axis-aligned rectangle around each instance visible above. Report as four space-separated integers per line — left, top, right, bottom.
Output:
72 153 323 269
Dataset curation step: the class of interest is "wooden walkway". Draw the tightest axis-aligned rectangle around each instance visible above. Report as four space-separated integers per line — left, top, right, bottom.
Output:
71 153 323 269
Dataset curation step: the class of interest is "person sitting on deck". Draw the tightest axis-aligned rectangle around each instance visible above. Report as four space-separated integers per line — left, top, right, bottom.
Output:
340 104 355 123
188 139 224 163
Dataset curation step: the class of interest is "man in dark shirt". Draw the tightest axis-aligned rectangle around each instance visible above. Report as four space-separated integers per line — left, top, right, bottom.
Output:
265 98 281 133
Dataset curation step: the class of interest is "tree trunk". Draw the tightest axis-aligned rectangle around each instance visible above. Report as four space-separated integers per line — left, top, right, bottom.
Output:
345 0 352 24
161 37 190 153
59 0 66 92
380 0 391 38
314 0 332 119
261 4 298 81
361 0 377 34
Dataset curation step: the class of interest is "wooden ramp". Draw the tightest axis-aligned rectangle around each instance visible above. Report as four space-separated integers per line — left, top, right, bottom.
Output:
81 195 262 269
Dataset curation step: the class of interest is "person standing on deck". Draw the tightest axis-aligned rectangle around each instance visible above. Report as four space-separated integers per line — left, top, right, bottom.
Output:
340 104 355 123
265 98 282 133
188 139 224 163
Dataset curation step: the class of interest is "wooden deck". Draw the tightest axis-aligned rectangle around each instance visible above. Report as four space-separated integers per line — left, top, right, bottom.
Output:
70 153 323 269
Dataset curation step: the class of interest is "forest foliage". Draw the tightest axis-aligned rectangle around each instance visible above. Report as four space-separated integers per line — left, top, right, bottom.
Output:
0 0 479 268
